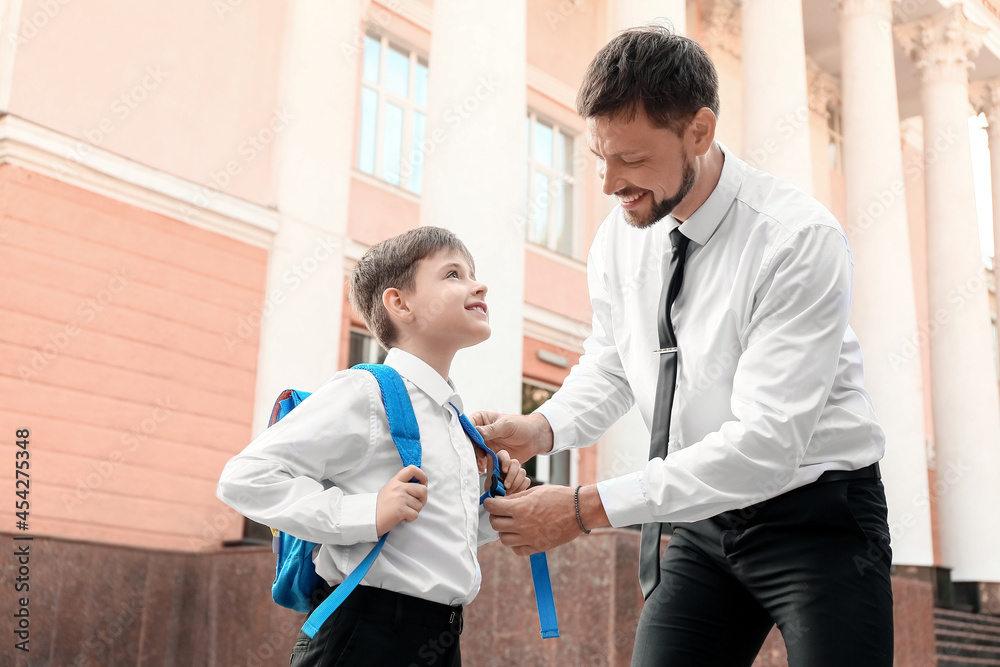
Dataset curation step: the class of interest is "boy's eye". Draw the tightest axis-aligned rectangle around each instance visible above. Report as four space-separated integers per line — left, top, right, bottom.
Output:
447 270 459 278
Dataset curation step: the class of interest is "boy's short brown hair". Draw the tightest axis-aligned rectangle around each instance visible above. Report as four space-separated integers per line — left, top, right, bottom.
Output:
349 226 475 350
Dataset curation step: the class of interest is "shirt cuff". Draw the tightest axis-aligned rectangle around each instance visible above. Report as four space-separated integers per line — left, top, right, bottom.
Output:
534 402 576 454
597 472 655 527
337 492 379 544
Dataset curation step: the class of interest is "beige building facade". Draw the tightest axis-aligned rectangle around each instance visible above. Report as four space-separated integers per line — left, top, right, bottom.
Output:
1 0 1000 662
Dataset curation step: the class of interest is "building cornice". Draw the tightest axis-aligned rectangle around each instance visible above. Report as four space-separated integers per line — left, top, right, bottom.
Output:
838 0 892 20
526 65 579 111
383 0 432 32
523 303 590 351
0 114 280 248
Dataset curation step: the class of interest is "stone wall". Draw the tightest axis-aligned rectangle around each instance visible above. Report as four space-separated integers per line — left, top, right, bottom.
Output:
0 530 936 666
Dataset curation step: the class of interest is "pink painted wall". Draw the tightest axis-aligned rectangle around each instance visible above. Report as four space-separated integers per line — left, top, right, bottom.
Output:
524 251 593 323
0 165 268 551
7 0 287 208
527 0 602 94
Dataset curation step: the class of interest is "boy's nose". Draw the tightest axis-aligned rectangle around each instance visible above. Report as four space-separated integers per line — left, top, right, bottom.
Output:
472 281 487 297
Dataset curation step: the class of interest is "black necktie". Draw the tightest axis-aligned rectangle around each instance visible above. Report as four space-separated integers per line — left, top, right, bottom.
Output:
638 227 691 600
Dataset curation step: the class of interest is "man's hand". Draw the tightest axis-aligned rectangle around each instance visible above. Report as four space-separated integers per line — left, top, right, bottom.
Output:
471 411 554 463
483 484 608 556
375 465 428 536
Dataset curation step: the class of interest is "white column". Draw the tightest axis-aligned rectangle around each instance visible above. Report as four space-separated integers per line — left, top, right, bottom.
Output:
0 0 22 112
839 0 933 567
971 80 1000 314
740 0 813 192
610 0 687 34
897 6 1000 583
251 0 363 432
419 0 526 414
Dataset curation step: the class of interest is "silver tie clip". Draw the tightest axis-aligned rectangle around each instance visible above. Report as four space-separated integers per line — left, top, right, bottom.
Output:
654 347 678 355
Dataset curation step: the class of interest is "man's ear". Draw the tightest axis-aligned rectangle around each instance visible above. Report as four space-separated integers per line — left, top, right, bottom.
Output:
383 287 414 324
689 107 717 157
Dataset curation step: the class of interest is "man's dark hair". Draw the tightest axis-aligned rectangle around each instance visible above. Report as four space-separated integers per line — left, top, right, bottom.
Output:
576 25 720 134
349 226 475 349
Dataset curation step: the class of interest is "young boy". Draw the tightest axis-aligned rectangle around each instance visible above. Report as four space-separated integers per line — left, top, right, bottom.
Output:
217 226 529 666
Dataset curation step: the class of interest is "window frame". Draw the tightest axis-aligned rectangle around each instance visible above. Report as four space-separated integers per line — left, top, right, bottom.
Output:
526 110 582 259
348 327 388 367
357 29 429 194
522 377 575 486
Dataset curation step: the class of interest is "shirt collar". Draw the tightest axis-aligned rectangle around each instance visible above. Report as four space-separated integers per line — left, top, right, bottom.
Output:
673 140 744 247
383 347 464 413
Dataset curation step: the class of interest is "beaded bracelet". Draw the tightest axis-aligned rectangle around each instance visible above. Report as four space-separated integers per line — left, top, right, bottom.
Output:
574 485 592 535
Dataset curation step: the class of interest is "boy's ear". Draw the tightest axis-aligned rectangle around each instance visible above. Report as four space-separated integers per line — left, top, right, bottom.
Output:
382 287 415 324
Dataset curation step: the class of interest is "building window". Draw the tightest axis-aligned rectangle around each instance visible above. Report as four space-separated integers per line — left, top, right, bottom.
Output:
348 329 387 367
357 31 428 195
526 112 576 257
521 380 571 486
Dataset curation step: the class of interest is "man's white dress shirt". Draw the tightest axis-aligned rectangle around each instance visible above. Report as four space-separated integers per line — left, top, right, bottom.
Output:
538 142 885 527
217 348 497 606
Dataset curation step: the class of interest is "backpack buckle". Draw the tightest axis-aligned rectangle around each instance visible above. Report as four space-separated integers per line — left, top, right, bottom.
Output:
488 474 506 497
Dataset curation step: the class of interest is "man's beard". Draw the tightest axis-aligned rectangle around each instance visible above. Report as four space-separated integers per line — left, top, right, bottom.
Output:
622 155 697 229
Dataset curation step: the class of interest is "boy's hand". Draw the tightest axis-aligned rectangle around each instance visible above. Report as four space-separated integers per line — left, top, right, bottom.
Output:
375 465 428 536
496 449 529 494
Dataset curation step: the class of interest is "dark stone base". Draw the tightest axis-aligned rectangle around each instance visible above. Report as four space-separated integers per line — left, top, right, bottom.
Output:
0 531 941 666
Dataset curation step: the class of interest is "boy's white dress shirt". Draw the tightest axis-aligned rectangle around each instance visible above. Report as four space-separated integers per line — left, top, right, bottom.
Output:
538 142 886 527
217 348 497 607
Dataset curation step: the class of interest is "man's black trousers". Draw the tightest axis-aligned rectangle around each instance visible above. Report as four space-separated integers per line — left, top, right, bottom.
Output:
632 476 893 666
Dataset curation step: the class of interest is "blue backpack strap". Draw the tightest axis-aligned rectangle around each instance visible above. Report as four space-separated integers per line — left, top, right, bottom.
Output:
453 407 559 639
302 534 387 638
300 364 421 637
355 364 421 468
268 389 313 427
454 408 505 503
529 553 559 638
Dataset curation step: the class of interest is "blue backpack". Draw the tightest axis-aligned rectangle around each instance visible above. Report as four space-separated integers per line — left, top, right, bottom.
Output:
267 363 559 639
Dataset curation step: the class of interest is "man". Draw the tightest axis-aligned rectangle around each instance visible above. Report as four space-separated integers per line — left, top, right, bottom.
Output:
476 27 892 666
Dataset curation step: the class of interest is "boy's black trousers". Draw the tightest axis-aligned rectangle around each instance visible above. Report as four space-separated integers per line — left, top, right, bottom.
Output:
631 472 894 666
289 582 463 667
